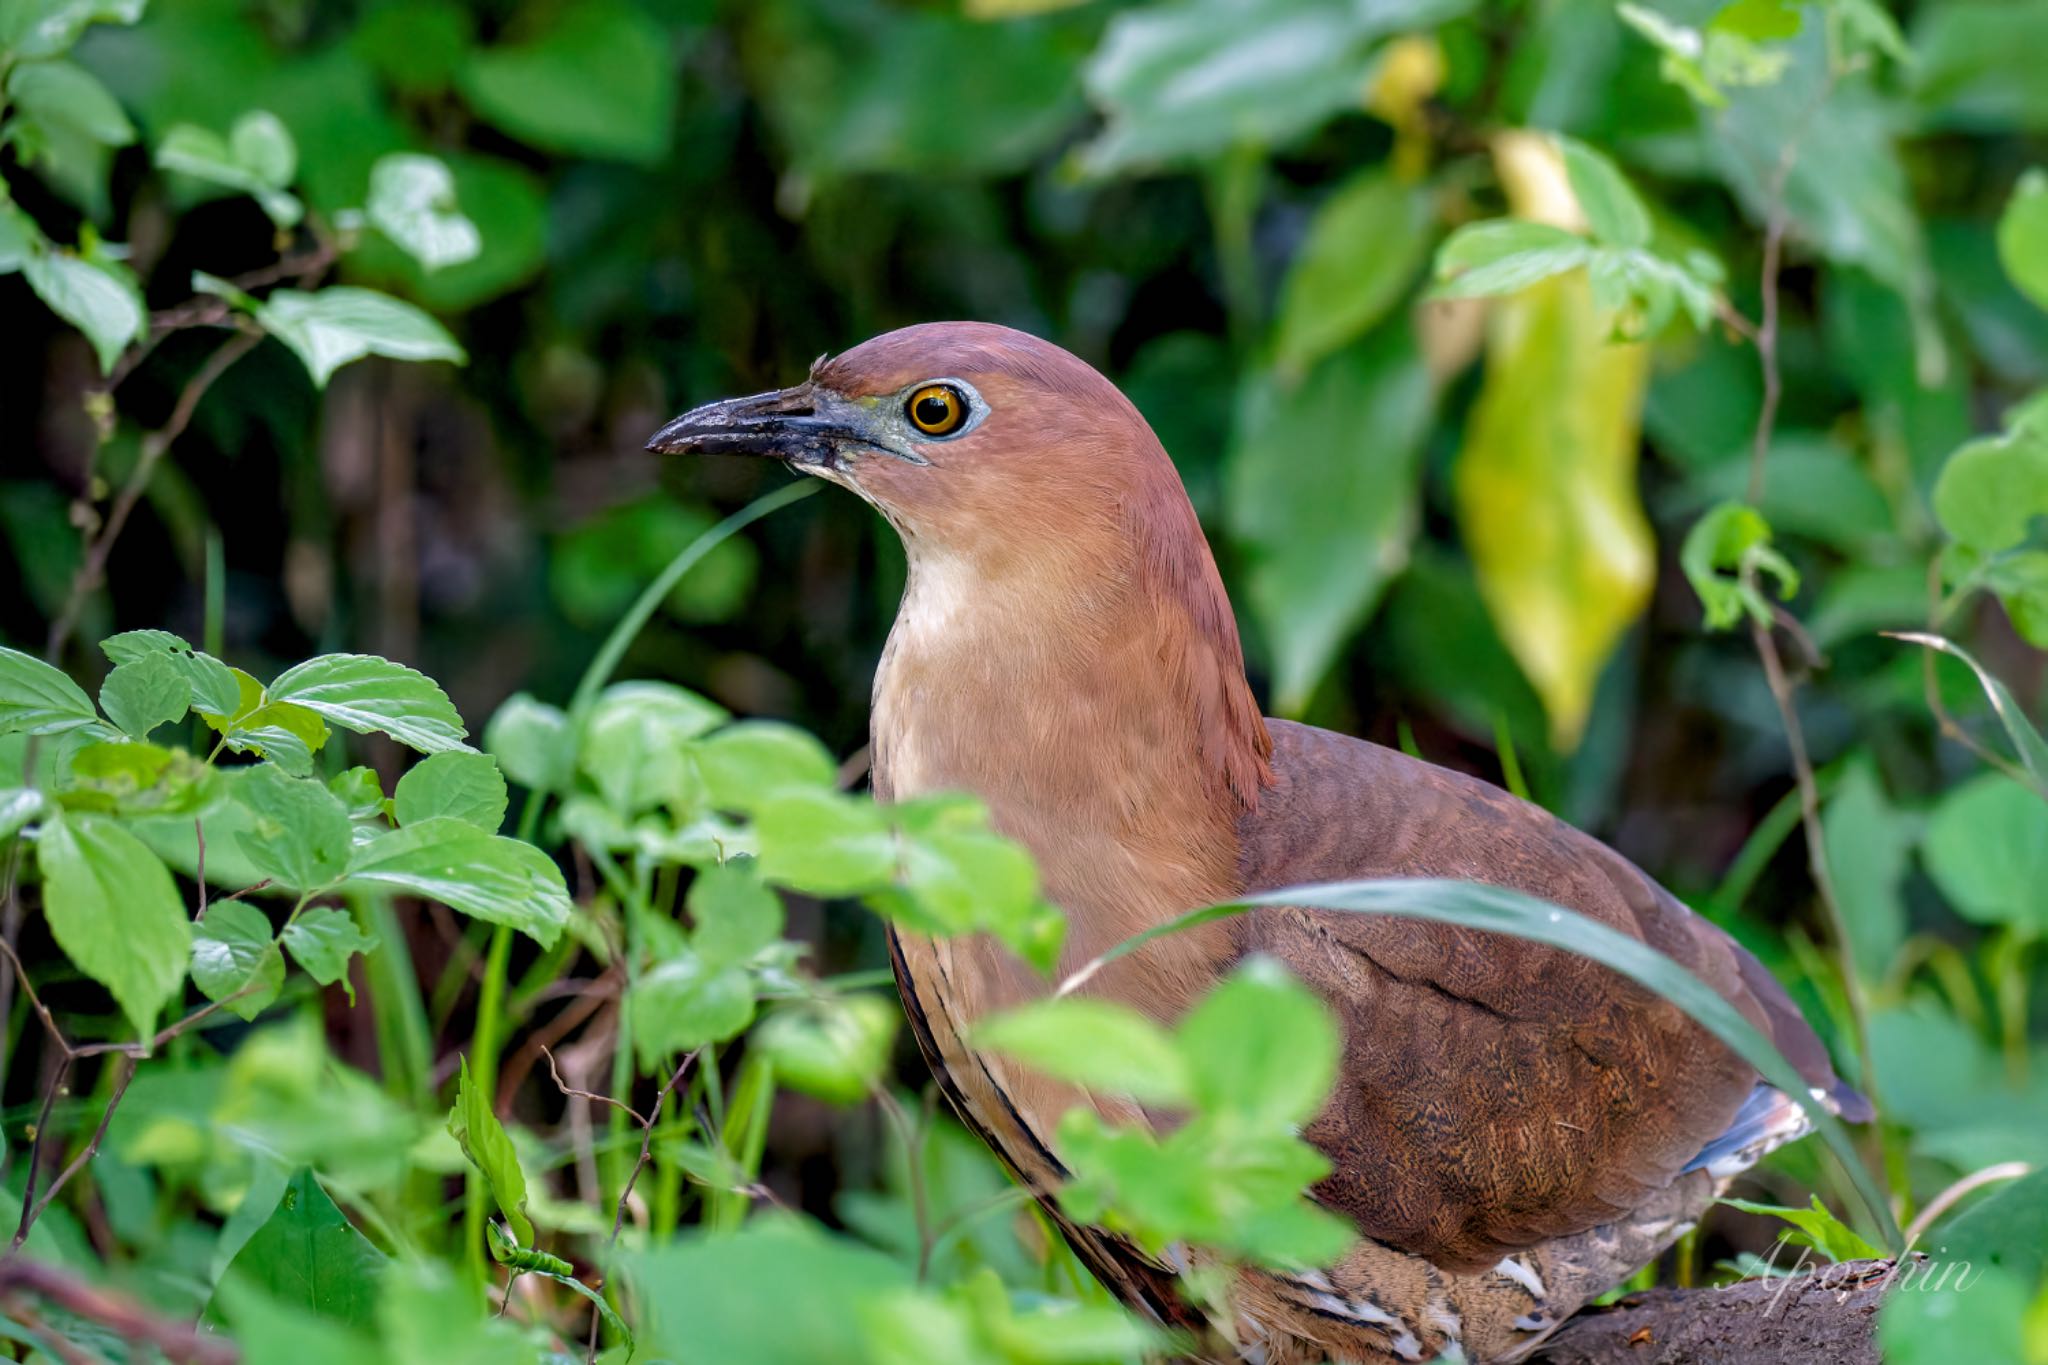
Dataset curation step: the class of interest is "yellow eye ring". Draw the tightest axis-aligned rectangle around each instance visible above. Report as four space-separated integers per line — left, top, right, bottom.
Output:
906 384 966 436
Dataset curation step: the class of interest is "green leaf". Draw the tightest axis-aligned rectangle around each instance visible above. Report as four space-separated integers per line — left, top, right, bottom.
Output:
281 907 377 1000
223 702 331 777
447 1055 533 1246
1887 633 2048 792
35 809 190 1038
577 680 727 815
1271 169 1433 377
65 740 218 818
209 1168 385 1330
1923 774 2048 930
1430 220 1592 299
1226 328 1434 713
752 994 900 1105
21 250 143 374
7 59 135 146
1721 1195 1882 1263
0 200 42 272
692 721 837 813
457 2 675 163
232 764 353 892
755 789 897 897
629 954 757 1066
1178 956 1339 1126
154 114 303 227
1679 501 1800 630
394 750 507 831
99 651 191 738
974 998 1191 1107
1558 135 1651 248
191 900 283 1022
689 860 783 968
0 0 146 61
245 288 466 388
1932 424 2048 553
898 823 1053 969
483 692 573 792
1879 1265 2032 1365
0 643 98 737
267 653 471 753
347 817 570 947
1997 168 2048 312
1821 759 1909 982
378 1259 548 1365
364 152 480 271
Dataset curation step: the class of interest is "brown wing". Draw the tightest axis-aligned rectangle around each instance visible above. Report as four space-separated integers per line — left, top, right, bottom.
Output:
1235 720 1859 1273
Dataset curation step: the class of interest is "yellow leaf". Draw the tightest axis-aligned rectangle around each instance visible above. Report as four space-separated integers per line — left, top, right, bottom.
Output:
1453 134 1655 749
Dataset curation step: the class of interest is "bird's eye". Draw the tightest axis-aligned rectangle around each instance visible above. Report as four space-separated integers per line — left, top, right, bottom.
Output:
906 384 966 436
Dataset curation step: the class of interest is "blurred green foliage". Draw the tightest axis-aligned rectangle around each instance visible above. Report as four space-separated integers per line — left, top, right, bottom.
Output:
5 0 2048 1358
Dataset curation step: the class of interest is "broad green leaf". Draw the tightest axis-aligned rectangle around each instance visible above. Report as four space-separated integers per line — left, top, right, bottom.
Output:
35 809 189 1038
65 740 218 818
457 2 675 163
21 250 143 374
378 1260 546 1365
98 632 240 714
209 1168 385 1330
0 642 99 736
692 721 837 813
974 998 1190 1107
1454 135 1654 749
281 907 377 999
447 1055 533 1246
232 765 353 892
7 59 135 146
1557 135 1650 248
1272 169 1432 377
1937 1167 2048 1285
1178 956 1339 1126
1077 0 1471 174
245 288 465 388
346 817 570 947
1923 774 2048 930
1933 424 2048 553
1914 0 2048 133
1721 1194 1882 1263
267 653 471 753
223 703 330 777
1998 169 2048 311
1980 550 2048 648
191 900 283 1022
154 114 302 227
0 199 42 272
1430 220 1592 299
0 0 146 59
1879 1265 2032 1365
99 650 190 738
755 789 896 896
1821 760 1909 982
629 954 756 1066
329 767 385 820
752 994 900 1105
689 860 783 968
482 692 573 792
1888 633 2048 792
1226 328 1434 713
394 750 507 831
578 680 726 815
897 823 1056 970
229 110 295 188
1679 501 1800 630
365 152 480 271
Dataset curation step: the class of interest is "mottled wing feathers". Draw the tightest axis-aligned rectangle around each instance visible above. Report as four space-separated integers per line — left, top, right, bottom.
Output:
1235 720 1855 1272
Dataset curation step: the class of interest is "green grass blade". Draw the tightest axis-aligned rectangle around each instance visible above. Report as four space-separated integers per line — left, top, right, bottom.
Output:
1058 876 1902 1253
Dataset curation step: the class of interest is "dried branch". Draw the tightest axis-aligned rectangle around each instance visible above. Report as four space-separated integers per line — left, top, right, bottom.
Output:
0 1255 239 1365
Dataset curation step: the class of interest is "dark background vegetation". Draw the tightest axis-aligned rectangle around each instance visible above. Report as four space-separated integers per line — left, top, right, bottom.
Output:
4 0 2048 1359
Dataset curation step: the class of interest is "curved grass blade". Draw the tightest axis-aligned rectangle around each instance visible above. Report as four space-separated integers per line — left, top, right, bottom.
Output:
1887 631 2048 795
1058 876 1901 1253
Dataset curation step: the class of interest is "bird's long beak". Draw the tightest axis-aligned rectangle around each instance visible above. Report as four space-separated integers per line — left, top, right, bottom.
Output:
646 383 878 471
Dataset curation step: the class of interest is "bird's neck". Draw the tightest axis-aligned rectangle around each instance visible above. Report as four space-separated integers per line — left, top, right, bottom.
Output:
870 506 1270 1016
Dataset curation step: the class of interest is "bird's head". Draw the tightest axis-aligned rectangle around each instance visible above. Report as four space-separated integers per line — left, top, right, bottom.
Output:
647 322 1183 567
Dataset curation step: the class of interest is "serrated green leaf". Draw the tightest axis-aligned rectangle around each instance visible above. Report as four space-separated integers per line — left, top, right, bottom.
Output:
482 692 573 793
267 653 471 753
754 789 896 896
0 643 98 736
21 250 143 373
99 651 191 738
282 907 377 1001
1430 220 1592 298
394 750 507 831
252 288 466 388
974 998 1191 1107
692 721 837 813
1722 1195 1882 1263
99 629 186 662
1178 956 1339 1126
578 680 726 815
346 817 570 947
447 1055 533 1246
232 764 353 892
365 152 480 271
35 809 190 1038
65 740 218 818
629 954 756 1067
192 900 283 1022
688 860 783 968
